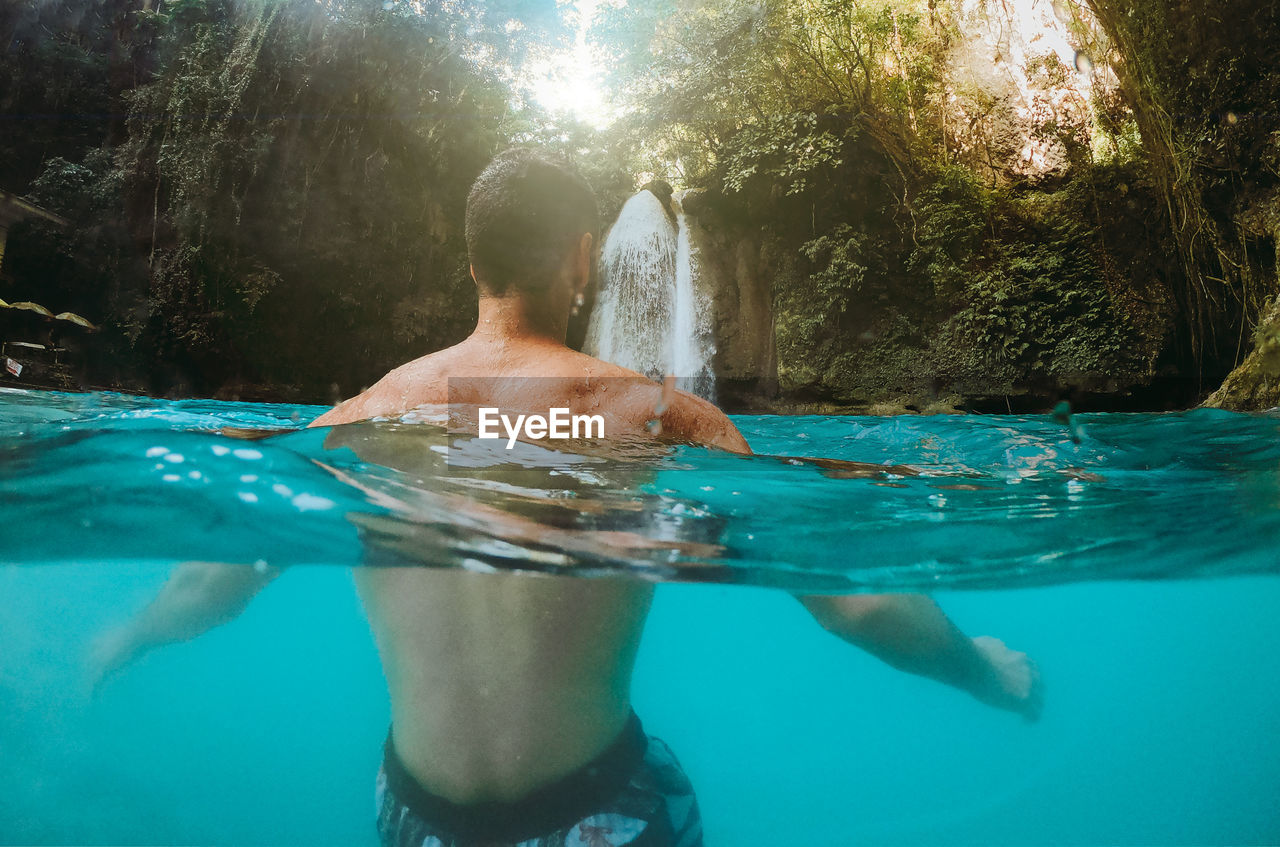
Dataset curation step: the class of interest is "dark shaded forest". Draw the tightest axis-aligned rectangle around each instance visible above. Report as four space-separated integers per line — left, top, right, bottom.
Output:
1 0 1276 410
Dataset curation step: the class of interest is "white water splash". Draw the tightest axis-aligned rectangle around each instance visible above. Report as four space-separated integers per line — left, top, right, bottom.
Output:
585 190 716 399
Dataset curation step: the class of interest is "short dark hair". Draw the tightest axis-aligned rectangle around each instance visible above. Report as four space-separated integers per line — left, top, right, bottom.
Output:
464 148 600 295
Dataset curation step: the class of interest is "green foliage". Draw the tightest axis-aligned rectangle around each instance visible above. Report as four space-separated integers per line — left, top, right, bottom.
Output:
906 165 991 298
951 237 1132 378
723 112 847 196
772 163 1152 403
776 225 870 361
0 0 146 190
592 0 944 188
3 0 574 397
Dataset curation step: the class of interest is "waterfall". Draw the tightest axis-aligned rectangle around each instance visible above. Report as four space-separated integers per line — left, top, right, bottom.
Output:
584 190 716 400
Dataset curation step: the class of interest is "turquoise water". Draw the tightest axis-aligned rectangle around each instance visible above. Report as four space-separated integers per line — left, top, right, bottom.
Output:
2 388 1279 844
3 388 1278 587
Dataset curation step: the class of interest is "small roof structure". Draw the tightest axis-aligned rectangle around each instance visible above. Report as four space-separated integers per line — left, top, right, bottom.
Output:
55 311 97 329
0 192 93 331
9 300 53 317
0 299 98 330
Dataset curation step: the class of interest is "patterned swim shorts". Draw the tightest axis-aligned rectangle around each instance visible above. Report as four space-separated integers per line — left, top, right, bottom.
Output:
375 712 703 847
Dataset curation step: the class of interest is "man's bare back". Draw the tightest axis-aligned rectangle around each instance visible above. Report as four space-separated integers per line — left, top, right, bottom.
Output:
315 331 748 804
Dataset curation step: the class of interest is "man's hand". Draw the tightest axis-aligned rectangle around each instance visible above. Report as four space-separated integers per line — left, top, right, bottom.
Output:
87 623 143 695
85 561 279 696
798 593 1044 722
968 635 1043 722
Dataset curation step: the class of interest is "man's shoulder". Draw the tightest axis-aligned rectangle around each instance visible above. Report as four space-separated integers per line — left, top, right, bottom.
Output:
559 359 750 454
308 354 451 428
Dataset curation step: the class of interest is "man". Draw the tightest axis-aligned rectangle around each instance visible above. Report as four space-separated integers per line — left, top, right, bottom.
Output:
93 149 1041 846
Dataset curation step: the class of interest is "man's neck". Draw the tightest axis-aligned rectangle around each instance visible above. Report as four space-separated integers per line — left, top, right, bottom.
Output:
471 294 568 347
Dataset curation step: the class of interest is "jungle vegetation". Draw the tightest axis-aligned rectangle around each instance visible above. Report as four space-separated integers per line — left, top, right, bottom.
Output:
0 0 1276 408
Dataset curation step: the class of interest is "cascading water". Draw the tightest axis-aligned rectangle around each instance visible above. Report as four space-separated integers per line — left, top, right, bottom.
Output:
585 189 716 400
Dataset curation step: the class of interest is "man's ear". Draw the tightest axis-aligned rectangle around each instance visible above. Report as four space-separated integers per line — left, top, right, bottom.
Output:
575 233 594 290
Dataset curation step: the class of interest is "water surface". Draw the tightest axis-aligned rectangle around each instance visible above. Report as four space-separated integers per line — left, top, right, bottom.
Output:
2 388 1277 589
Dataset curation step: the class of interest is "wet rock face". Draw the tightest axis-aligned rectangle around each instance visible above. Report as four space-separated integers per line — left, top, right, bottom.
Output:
1203 296 1280 412
641 179 673 204
677 198 779 405
640 180 676 223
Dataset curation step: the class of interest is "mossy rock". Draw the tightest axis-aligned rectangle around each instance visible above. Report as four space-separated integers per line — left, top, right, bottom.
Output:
1202 297 1280 411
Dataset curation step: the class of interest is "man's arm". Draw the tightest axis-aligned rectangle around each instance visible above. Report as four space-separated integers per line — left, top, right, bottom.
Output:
90 561 279 690
798 593 1043 721
658 393 1040 718
89 404 367 690
661 390 753 454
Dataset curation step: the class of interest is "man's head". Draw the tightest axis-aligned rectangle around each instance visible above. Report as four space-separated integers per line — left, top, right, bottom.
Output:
465 148 600 300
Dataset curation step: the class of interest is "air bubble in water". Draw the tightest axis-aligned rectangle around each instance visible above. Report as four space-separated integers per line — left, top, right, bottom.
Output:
292 493 335 512
1074 51 1094 74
